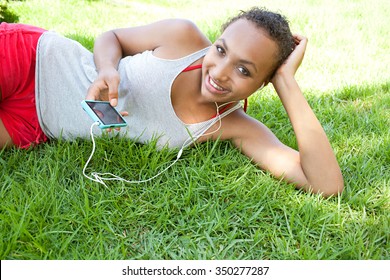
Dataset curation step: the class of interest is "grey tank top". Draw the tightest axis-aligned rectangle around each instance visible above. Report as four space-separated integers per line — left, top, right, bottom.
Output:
35 31 241 149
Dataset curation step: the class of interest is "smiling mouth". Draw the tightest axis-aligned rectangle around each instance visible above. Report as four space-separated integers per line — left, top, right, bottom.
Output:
210 77 225 91
207 75 228 94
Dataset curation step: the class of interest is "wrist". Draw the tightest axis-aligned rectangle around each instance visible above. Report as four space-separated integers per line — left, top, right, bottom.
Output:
272 73 297 94
96 65 119 76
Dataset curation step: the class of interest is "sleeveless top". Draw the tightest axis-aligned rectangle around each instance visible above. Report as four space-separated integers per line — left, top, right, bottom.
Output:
35 31 241 149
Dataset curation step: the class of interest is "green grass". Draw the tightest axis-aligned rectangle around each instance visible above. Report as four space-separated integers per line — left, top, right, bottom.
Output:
1 0 389 260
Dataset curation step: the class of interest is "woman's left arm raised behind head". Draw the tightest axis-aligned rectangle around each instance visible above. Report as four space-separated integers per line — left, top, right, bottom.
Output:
270 34 344 196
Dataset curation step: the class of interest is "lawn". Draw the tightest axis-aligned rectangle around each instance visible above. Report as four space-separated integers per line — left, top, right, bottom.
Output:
0 0 389 260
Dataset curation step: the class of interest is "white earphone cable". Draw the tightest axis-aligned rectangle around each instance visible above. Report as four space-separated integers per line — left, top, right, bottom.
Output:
82 122 183 186
82 101 238 186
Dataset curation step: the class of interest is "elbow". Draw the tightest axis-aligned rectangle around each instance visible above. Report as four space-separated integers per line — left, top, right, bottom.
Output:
313 173 344 198
321 181 344 198
327 169 345 197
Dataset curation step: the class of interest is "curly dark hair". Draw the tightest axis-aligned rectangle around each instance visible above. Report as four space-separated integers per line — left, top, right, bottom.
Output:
222 7 295 78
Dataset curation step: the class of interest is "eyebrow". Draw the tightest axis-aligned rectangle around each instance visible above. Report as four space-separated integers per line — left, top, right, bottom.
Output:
217 38 258 73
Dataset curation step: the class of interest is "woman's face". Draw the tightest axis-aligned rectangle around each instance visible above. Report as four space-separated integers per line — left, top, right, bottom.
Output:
201 19 278 103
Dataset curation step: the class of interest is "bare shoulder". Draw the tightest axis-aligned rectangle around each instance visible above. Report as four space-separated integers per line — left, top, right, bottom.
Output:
111 18 211 57
165 19 210 45
151 18 211 58
218 109 280 146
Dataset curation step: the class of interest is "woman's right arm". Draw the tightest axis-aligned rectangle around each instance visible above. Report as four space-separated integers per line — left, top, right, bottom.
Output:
85 29 122 106
86 19 209 105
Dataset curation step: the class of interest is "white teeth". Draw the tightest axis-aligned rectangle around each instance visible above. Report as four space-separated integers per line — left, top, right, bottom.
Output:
210 78 224 91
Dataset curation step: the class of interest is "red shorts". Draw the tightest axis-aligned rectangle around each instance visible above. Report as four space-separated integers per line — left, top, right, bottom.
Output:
0 22 48 148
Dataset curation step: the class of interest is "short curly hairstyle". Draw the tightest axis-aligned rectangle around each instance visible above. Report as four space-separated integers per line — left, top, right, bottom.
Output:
222 7 294 78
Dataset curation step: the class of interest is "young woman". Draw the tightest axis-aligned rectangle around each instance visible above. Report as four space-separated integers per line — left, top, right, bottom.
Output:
0 7 344 196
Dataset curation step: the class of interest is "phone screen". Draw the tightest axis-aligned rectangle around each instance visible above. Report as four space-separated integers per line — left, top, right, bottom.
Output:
85 101 126 125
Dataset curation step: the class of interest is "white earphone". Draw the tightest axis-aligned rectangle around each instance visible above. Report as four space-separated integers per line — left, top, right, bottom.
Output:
258 82 265 91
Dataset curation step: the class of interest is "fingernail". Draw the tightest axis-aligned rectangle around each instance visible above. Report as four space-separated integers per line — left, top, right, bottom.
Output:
110 98 118 106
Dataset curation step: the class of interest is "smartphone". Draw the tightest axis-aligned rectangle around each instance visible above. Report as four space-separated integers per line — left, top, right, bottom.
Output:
81 100 127 129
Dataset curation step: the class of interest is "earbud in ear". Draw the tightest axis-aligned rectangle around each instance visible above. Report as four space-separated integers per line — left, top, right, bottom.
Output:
257 82 265 91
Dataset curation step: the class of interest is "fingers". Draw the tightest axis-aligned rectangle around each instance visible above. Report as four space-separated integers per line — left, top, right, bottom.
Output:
271 34 308 82
288 34 307 64
107 112 128 132
106 73 120 106
292 34 307 41
86 79 106 101
106 71 120 106
108 82 119 107
85 70 120 106
292 34 308 49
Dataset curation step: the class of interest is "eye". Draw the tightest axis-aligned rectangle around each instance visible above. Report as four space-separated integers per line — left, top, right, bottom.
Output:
215 45 226 55
238 66 250 77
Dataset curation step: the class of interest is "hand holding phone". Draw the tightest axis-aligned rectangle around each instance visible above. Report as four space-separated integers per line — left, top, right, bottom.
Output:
86 68 120 107
81 100 127 129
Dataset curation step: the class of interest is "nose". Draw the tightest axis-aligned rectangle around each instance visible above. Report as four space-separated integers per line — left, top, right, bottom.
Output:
212 61 230 82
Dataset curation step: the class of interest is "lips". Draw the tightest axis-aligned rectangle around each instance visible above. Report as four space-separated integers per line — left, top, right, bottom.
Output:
210 77 225 91
206 75 229 94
